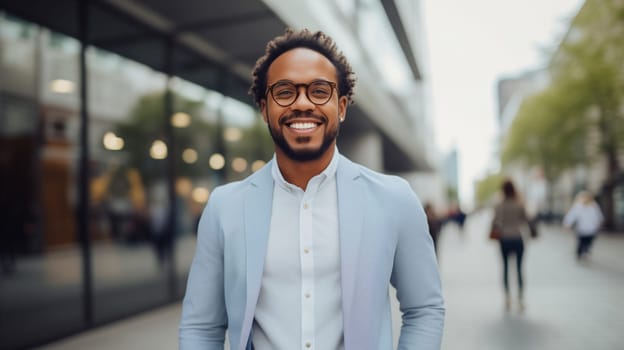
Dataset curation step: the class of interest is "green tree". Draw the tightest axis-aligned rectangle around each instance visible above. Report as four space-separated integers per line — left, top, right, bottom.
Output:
475 172 505 208
501 84 588 212
501 85 588 182
549 0 624 228
503 0 624 227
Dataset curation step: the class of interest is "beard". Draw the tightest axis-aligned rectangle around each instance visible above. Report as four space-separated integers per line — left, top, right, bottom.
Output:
267 111 339 162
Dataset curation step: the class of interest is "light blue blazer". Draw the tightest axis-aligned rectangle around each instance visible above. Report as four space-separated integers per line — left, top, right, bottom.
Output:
179 155 445 350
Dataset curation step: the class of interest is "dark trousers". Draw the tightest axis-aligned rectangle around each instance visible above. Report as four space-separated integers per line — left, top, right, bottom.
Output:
576 234 596 258
499 237 524 294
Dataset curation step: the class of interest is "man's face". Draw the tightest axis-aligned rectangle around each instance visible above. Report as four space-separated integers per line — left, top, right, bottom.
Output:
261 48 347 162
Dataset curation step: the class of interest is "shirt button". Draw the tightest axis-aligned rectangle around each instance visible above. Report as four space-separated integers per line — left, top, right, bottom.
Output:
304 248 310 254
305 292 311 298
303 203 309 209
305 342 312 348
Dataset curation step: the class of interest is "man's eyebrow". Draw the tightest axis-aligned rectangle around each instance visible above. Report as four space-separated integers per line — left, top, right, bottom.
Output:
268 79 295 85
269 79 333 85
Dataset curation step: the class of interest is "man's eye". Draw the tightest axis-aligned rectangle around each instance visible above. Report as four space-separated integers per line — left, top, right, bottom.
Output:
275 89 295 98
310 89 330 96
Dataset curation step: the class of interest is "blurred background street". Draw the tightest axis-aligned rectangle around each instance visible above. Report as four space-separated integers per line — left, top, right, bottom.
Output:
1 0 623 349
40 210 624 350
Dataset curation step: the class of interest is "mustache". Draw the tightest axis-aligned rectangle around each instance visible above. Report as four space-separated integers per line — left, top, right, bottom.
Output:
279 111 327 125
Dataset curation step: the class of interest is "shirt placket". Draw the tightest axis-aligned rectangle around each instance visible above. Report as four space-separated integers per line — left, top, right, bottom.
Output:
300 187 315 350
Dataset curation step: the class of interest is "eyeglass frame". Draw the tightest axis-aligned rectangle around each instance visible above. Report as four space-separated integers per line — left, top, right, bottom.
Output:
265 79 338 107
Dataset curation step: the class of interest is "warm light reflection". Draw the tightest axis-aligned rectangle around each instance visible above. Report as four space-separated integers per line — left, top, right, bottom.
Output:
192 187 210 203
182 148 198 164
150 140 168 159
231 157 248 173
209 153 225 170
171 112 191 128
251 160 266 172
224 127 243 142
103 132 124 150
50 79 75 93
176 177 193 196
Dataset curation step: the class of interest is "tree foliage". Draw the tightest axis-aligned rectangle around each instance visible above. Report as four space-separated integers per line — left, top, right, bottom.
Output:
502 0 624 179
502 0 624 227
551 0 624 176
475 172 505 207
501 83 588 182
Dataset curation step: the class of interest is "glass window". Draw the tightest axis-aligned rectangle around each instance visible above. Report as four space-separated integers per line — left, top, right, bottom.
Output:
356 0 412 94
0 22 84 349
86 48 172 322
0 9 275 348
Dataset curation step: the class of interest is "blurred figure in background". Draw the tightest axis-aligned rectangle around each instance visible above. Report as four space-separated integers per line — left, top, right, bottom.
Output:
149 201 171 266
563 191 604 261
424 202 442 256
148 182 172 266
443 202 467 236
491 179 532 312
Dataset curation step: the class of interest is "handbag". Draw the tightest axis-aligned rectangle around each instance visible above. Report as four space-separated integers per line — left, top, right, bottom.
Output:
489 224 501 240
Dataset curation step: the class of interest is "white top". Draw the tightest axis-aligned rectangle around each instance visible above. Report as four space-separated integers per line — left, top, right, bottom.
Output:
252 150 344 350
563 201 604 236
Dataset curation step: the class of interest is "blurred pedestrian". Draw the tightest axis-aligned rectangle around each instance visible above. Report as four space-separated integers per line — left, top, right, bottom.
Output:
447 203 466 227
563 191 604 261
424 202 442 256
149 201 171 266
491 179 532 312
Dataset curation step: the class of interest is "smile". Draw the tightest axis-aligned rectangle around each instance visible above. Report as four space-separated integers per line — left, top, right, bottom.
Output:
288 122 318 130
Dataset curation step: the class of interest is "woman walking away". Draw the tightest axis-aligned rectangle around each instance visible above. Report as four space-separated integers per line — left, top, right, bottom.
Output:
563 191 604 261
491 179 532 312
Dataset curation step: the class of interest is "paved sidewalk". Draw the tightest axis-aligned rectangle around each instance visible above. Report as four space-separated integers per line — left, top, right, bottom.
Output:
438 209 624 350
41 209 624 350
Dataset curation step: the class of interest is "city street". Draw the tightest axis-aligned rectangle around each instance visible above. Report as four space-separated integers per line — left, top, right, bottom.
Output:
42 209 624 350
437 210 623 350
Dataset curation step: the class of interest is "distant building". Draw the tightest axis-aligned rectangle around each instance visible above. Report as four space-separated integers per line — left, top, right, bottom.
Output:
497 69 549 134
495 70 549 218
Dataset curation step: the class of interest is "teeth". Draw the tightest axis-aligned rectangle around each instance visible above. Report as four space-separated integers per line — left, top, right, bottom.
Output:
289 122 317 130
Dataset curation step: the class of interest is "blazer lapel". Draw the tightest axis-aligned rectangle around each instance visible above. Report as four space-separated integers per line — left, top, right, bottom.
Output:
240 163 274 350
336 156 365 332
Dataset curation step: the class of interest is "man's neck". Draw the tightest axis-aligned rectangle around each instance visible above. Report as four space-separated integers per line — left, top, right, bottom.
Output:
275 147 335 191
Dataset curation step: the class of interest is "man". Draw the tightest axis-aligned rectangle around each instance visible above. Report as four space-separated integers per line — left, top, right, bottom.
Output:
179 29 444 350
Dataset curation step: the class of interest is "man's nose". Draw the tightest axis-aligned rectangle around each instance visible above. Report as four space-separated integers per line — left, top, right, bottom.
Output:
290 86 315 111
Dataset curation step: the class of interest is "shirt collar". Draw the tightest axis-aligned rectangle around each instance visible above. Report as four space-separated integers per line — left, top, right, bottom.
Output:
271 147 340 192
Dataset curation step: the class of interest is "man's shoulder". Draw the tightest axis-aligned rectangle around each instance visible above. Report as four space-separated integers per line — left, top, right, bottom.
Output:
211 162 271 199
341 156 413 194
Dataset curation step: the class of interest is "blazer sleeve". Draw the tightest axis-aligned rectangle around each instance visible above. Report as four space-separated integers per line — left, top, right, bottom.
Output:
390 182 445 350
179 188 227 350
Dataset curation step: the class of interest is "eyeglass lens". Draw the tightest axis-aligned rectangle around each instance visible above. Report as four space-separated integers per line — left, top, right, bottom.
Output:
271 81 333 106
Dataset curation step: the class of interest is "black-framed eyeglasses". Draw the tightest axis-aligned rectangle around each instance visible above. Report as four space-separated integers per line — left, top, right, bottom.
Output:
266 80 337 107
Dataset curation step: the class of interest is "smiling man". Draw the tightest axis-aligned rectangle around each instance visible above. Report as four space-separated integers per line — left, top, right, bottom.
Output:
179 29 445 350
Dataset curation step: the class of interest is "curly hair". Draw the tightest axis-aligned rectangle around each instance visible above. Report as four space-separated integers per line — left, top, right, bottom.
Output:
249 28 356 107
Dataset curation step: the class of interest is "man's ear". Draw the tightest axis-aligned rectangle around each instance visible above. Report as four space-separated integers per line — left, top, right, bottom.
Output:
338 96 348 122
260 99 268 123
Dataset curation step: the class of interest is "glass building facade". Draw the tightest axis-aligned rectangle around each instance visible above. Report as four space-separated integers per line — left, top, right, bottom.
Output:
0 12 272 349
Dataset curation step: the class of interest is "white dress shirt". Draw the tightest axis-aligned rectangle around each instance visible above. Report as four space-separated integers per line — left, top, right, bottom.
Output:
251 150 344 350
